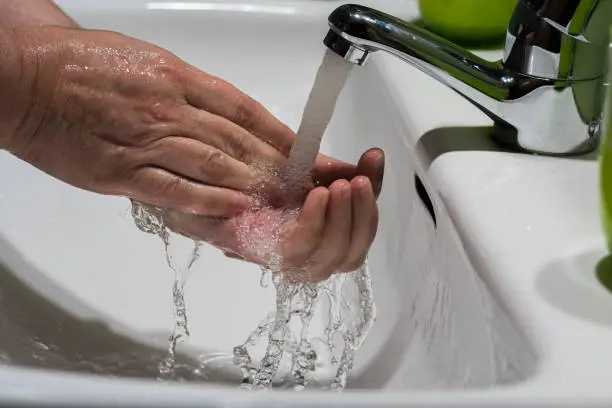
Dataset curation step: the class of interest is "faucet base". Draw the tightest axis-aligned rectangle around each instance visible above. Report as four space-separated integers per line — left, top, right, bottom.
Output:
491 122 600 157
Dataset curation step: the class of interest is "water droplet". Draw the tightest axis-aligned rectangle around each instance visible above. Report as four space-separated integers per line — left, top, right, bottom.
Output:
260 268 271 288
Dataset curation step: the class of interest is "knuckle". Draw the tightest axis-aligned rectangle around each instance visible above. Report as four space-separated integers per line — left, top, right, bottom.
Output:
145 123 179 143
233 93 261 131
225 128 249 161
162 174 185 195
200 149 227 178
147 123 174 141
151 52 181 77
94 146 132 186
148 55 192 93
140 100 175 125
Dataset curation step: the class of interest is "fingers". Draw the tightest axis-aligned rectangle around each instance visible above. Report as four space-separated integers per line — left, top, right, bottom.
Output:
280 187 329 272
288 177 376 281
356 148 385 197
162 209 273 265
312 154 358 187
282 170 379 281
338 176 378 272
277 147 384 282
127 166 249 217
308 180 352 281
182 67 385 200
148 175 376 282
146 136 258 191
183 73 296 154
178 106 287 168
162 211 222 241
312 148 385 194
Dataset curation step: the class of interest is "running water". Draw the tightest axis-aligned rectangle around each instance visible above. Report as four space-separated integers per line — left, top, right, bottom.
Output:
285 50 354 186
230 50 375 391
131 202 201 379
131 49 376 390
233 262 375 391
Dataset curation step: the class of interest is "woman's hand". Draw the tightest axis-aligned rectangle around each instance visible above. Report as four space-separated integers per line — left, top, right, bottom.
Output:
3 26 299 217
162 148 385 283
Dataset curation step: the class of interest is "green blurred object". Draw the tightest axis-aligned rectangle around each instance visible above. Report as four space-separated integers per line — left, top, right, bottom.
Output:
596 255 612 294
418 0 518 45
599 27 612 253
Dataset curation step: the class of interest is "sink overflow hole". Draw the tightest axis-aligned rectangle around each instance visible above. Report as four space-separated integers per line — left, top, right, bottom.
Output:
415 175 436 227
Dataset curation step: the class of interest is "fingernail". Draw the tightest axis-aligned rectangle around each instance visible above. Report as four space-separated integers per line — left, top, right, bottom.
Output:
354 175 368 185
341 180 351 196
354 176 371 196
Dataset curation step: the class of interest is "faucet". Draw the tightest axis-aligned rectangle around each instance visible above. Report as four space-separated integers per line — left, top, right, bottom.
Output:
323 1 612 156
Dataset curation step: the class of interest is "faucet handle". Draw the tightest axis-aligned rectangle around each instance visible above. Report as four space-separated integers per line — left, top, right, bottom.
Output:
503 0 609 80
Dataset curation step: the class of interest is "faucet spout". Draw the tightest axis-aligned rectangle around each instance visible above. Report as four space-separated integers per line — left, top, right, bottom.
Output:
324 3 609 156
325 5 518 101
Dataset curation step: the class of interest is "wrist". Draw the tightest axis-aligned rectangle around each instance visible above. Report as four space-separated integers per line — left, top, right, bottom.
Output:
0 27 25 150
0 26 63 153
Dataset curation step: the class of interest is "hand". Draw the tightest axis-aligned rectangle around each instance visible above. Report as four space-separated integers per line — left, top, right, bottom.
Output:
1 26 384 281
162 148 385 282
4 26 300 217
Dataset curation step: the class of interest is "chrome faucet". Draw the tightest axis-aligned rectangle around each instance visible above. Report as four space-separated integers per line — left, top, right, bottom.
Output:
323 1 612 156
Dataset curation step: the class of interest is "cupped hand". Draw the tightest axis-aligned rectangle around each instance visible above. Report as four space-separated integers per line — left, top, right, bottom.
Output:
5 26 299 217
162 148 385 282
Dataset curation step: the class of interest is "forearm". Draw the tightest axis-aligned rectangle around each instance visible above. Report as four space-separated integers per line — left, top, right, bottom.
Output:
0 0 79 28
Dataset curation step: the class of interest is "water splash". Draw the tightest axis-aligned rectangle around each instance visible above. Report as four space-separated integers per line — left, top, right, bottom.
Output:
131 201 201 379
229 48 372 391
259 269 272 288
128 49 374 390
232 262 375 391
330 262 375 390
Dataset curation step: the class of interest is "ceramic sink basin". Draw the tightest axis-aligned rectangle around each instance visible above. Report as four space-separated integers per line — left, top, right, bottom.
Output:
3 0 609 407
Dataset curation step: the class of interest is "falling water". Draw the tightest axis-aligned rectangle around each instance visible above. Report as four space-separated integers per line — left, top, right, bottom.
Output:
286 50 355 186
230 50 376 391
233 263 375 391
130 49 375 390
131 202 201 379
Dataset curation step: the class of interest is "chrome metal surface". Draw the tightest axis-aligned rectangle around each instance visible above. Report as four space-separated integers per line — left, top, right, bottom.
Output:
324 29 369 65
324 1 612 155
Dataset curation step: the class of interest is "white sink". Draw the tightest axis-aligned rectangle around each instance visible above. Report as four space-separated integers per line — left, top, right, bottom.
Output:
1 0 611 406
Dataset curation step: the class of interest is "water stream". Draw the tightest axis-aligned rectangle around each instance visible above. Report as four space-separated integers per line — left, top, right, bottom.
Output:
131 50 376 390
286 49 355 185
131 202 202 379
